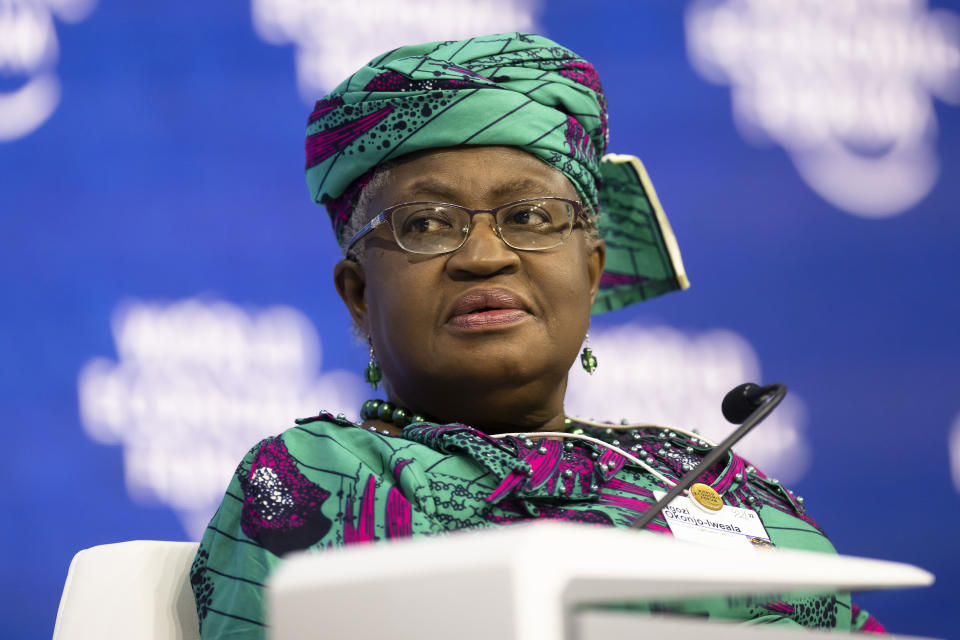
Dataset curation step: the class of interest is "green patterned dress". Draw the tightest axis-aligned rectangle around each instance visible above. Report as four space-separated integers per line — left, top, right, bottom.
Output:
191 414 884 638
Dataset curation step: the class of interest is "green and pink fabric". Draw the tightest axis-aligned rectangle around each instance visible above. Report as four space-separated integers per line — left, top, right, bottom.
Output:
304 32 687 313
191 416 884 638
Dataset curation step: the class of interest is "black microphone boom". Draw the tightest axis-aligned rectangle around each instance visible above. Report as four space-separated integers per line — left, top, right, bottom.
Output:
630 382 787 531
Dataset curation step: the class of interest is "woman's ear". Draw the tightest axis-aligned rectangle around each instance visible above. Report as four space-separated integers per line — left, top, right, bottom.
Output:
334 258 368 330
587 239 606 305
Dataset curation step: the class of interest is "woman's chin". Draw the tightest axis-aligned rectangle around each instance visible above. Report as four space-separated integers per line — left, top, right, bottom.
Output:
415 338 569 398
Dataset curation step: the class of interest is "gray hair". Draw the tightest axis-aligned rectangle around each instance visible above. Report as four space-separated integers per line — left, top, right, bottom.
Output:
342 162 395 263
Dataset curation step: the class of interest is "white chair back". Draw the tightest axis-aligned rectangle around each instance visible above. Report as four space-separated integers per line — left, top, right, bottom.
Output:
53 541 200 640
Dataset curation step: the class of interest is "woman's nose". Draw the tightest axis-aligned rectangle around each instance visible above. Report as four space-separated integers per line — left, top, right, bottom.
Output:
445 214 521 276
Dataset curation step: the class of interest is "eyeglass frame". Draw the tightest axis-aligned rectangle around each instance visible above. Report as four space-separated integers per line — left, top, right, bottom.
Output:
344 196 591 258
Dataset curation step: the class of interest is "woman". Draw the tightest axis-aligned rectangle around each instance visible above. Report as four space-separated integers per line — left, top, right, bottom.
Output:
191 33 883 636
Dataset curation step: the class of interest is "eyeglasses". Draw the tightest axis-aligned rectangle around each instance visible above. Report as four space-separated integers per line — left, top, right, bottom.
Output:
345 197 588 257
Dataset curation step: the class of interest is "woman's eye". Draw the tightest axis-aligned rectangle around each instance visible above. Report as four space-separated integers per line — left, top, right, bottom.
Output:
503 207 550 226
405 213 452 234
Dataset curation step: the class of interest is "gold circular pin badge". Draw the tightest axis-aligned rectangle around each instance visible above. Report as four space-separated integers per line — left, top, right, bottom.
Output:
689 483 724 512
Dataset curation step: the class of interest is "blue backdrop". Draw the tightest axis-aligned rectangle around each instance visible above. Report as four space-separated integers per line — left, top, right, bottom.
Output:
3 1 959 637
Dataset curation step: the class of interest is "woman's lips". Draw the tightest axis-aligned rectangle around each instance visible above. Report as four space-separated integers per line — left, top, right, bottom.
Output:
446 288 531 330
448 308 530 330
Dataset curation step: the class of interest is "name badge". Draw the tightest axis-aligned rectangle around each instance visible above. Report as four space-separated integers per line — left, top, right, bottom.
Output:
653 489 774 550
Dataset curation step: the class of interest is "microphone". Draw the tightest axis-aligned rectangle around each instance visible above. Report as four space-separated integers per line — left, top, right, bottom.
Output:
722 383 780 424
629 382 786 530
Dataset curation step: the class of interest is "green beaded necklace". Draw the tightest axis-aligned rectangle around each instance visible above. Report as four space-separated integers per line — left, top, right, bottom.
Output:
360 399 585 431
360 399 427 428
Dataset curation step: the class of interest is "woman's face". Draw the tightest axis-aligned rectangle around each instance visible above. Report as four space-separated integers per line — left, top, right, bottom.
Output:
335 146 605 431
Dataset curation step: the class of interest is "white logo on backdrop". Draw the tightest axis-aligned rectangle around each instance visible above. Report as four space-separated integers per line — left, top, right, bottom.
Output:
0 0 96 142
250 0 541 102
950 412 960 494
78 298 368 539
566 325 810 483
685 0 960 218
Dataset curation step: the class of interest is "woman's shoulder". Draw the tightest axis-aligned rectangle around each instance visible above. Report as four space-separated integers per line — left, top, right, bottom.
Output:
244 411 386 455
200 413 400 556
226 411 411 482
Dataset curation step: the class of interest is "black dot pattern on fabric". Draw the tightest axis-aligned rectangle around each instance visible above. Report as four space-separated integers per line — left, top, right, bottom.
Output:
320 88 459 158
190 548 214 623
792 596 839 628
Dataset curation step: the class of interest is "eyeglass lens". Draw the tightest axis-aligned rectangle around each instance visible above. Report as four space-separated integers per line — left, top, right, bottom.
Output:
391 199 576 254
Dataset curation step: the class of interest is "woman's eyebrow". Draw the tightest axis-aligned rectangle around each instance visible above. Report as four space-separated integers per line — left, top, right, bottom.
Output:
489 178 552 198
401 178 461 201
401 177 553 201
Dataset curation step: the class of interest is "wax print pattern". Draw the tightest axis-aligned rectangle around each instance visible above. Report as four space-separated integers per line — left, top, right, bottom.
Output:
191 415 884 638
595 157 688 312
304 32 687 313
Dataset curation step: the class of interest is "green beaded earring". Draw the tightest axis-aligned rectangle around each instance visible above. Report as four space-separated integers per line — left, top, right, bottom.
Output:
580 333 598 374
365 339 382 389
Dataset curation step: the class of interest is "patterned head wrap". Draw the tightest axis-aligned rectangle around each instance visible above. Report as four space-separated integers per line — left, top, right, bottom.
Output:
305 32 688 313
